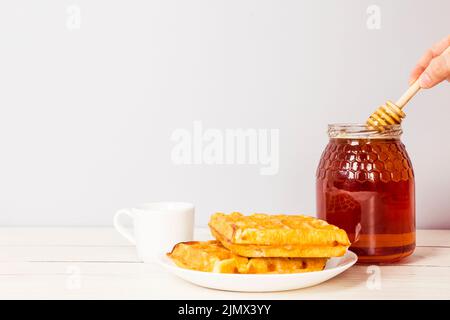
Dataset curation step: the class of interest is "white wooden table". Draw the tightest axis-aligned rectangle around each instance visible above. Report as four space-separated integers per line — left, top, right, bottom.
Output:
0 228 449 299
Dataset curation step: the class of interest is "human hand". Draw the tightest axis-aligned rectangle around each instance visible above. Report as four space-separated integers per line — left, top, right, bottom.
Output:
409 35 450 89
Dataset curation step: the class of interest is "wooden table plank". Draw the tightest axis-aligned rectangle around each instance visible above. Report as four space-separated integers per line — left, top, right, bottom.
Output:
0 228 209 246
0 228 133 246
1 228 449 247
1 245 449 267
0 263 448 300
0 228 448 299
416 230 450 247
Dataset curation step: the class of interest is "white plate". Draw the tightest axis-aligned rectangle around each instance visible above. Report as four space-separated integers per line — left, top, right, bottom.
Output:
158 250 357 292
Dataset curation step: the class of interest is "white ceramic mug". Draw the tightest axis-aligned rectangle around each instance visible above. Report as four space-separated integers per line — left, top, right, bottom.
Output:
113 202 194 262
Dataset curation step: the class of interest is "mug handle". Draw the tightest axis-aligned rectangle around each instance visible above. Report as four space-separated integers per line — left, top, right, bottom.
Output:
113 209 136 245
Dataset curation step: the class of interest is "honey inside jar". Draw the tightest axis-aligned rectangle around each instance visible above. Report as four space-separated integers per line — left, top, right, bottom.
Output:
316 124 415 264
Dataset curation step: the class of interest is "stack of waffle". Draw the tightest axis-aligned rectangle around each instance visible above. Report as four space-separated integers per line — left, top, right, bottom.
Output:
168 212 350 274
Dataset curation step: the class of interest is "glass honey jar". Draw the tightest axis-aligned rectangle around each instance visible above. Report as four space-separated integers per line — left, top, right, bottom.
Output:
316 124 415 263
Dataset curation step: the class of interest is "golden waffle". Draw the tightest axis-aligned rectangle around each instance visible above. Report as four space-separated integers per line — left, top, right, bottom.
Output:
167 241 327 274
209 212 350 258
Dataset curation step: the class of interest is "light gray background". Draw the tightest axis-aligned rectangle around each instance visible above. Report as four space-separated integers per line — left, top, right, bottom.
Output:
0 0 449 228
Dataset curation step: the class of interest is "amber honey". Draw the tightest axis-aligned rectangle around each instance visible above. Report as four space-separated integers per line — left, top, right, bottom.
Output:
316 124 415 263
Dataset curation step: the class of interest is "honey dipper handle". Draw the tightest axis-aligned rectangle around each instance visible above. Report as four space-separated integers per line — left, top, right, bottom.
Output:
395 79 421 109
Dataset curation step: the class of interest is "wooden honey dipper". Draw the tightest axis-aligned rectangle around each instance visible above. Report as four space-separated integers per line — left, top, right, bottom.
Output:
366 83 418 131
367 46 450 131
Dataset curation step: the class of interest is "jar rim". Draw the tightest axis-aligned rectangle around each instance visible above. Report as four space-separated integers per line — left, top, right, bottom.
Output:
328 123 402 139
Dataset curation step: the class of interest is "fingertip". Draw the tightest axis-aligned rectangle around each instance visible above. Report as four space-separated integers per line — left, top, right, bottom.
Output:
419 72 433 89
409 71 421 86
409 66 424 83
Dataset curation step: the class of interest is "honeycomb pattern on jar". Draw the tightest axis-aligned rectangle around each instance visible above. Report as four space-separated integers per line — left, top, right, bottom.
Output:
316 140 414 183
